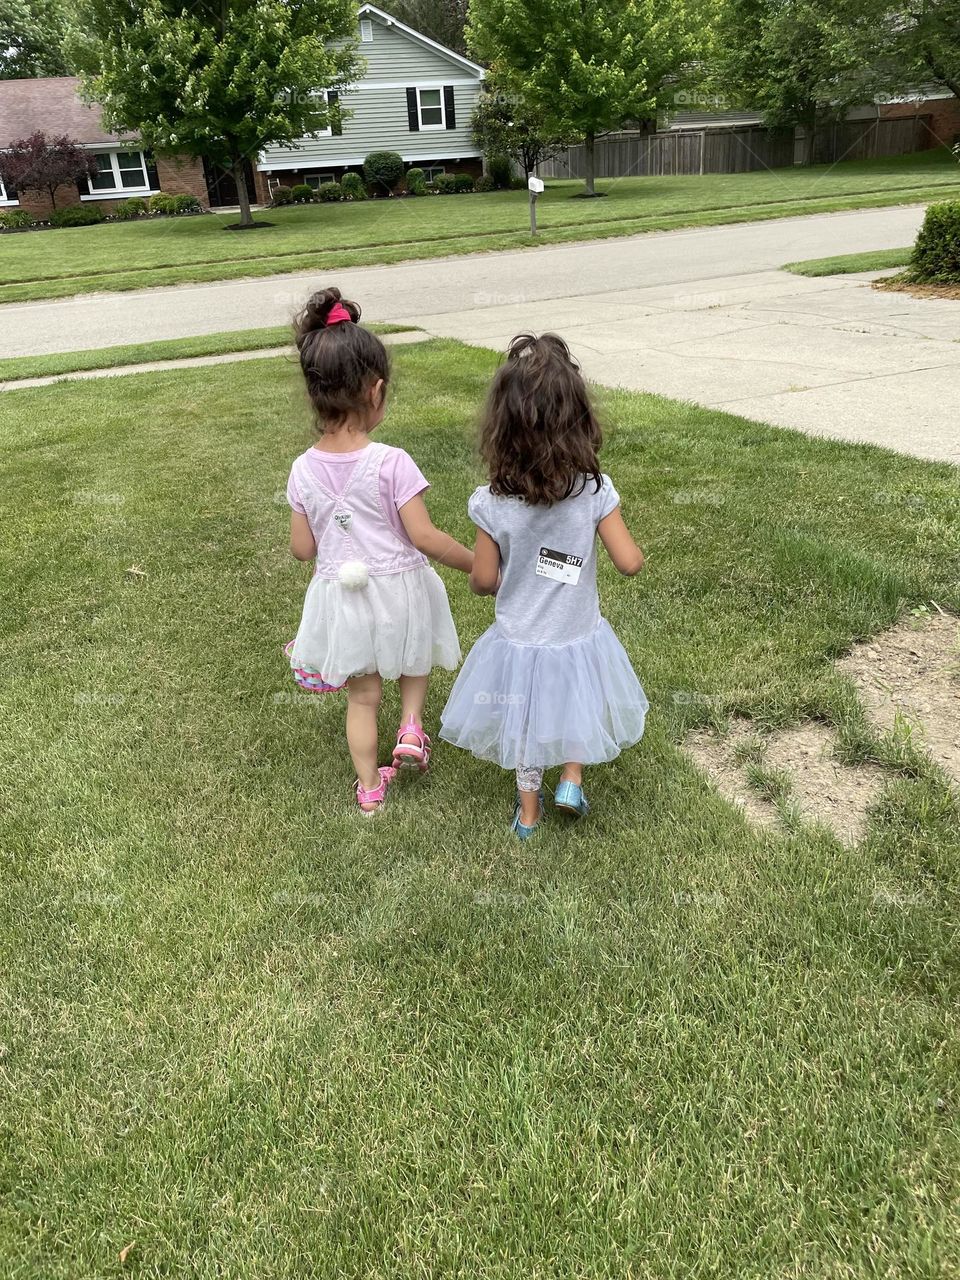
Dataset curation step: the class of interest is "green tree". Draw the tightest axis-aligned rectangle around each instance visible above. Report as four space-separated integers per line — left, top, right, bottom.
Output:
868 0 960 105
709 0 877 165
471 76 570 178
467 0 709 195
0 0 73 78
69 0 362 227
380 0 469 56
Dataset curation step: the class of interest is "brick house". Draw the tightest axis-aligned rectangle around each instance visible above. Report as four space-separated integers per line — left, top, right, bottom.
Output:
0 76 210 216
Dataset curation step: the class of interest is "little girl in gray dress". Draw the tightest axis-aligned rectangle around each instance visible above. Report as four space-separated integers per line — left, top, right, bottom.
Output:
440 333 648 839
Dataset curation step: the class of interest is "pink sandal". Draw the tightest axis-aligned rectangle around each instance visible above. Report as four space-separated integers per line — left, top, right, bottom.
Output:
392 718 431 772
355 765 397 816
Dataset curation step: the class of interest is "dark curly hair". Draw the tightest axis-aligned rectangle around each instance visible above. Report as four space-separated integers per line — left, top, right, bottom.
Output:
294 285 390 429
479 333 602 506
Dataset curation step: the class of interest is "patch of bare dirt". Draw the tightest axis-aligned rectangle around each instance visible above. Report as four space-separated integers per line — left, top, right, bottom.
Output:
682 613 959 843
836 611 960 785
763 722 886 844
873 277 960 300
684 718 780 831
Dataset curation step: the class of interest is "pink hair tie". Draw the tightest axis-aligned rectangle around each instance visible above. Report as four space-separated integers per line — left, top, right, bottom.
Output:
326 302 353 326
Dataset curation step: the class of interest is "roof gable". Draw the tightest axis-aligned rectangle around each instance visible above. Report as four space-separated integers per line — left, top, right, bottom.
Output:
358 4 484 78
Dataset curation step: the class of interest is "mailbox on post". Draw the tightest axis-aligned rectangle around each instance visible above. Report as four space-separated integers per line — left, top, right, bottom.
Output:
528 175 544 236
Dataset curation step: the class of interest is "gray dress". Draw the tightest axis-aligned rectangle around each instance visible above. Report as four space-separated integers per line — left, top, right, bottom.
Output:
440 475 648 768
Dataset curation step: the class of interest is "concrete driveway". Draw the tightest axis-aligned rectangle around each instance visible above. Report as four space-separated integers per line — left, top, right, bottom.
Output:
1 202 957 463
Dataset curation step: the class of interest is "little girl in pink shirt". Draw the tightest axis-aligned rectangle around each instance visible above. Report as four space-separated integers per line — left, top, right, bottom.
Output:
285 286 473 813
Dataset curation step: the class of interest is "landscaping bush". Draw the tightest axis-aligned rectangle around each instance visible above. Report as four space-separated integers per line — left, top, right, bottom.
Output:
911 200 960 282
341 172 367 201
291 183 315 203
113 197 147 220
318 181 342 202
50 203 103 228
363 150 404 193
487 153 512 188
475 173 495 193
404 166 427 196
171 193 201 214
271 185 294 206
434 173 458 195
0 208 34 229
148 192 176 215
454 173 475 193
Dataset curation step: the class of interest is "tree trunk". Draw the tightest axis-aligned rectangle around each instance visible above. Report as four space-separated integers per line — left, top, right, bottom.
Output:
48 184 58 210
923 50 960 101
584 131 596 195
233 162 253 227
801 112 817 167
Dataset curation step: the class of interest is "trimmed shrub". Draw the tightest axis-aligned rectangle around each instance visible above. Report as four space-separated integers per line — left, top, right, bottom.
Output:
0 208 34 229
434 173 458 195
454 173 475 193
148 192 176 215
912 200 960 282
318 181 342 202
487 153 512 188
475 173 496 193
404 166 427 196
271 185 294 206
363 150 404 193
171 193 201 214
50 203 103 228
113 197 147 220
341 171 367 201
291 183 315 203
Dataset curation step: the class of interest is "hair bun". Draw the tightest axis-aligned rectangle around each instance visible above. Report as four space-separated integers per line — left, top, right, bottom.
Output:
295 286 362 345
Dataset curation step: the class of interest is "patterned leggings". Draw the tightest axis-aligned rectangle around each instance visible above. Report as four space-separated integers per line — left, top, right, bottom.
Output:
516 764 544 793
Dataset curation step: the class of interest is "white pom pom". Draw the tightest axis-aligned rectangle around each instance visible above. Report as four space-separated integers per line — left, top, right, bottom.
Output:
338 560 369 590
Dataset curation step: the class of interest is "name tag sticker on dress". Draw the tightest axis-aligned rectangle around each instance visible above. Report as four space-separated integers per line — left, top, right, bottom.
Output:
333 511 352 532
536 546 583 585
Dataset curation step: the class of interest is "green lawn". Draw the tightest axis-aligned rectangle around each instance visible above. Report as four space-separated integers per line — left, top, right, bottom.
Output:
0 322 414 384
2 340 959 1277
784 247 914 276
2 148 959 303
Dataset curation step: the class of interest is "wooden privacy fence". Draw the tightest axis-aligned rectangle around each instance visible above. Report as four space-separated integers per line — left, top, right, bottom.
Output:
537 114 934 179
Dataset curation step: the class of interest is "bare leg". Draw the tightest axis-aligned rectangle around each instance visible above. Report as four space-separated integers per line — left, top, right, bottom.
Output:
560 763 583 786
346 673 383 807
398 673 429 745
516 765 543 826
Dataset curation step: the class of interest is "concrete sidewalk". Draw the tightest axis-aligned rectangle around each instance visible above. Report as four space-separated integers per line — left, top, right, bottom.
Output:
1 203 957 464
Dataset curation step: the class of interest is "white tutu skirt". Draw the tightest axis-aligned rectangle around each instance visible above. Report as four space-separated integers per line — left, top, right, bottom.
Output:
291 564 461 686
440 618 648 769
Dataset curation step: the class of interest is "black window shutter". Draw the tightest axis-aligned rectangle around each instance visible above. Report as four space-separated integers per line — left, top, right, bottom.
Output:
328 90 342 136
444 85 456 129
144 151 160 188
406 87 420 131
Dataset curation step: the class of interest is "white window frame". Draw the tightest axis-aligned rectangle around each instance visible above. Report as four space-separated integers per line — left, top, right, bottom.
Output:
310 90 335 139
422 165 446 182
81 149 154 200
360 18 373 41
0 175 18 207
304 173 336 189
417 86 446 131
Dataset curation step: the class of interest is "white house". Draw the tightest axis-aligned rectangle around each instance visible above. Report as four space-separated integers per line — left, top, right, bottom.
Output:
253 4 486 199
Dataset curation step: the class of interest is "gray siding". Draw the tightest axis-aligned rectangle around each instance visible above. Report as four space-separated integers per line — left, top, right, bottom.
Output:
258 11 483 172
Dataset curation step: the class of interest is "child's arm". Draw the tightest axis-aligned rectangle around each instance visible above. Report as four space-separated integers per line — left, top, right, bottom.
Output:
598 509 644 576
469 529 501 596
290 511 317 561
399 495 474 573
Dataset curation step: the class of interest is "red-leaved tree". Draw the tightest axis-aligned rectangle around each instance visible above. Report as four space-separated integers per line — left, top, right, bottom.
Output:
0 133 98 209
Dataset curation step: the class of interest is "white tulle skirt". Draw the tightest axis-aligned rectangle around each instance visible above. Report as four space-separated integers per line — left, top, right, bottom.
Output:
440 618 648 768
290 564 461 686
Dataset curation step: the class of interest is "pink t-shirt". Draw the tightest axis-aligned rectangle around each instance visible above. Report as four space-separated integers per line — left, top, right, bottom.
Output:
287 443 429 548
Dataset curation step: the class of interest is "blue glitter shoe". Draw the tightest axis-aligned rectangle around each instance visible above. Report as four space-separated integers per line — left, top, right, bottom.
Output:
554 780 590 818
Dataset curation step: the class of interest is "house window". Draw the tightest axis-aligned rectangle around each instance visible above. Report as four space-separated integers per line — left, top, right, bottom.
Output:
86 150 150 196
360 18 373 41
422 166 446 182
417 88 445 129
304 173 336 189
0 176 17 205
